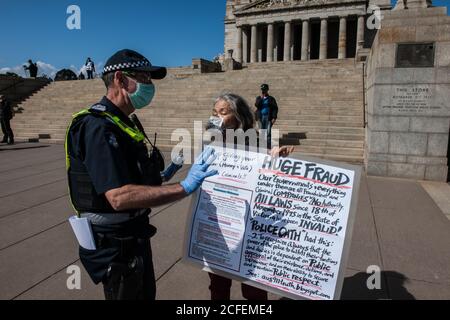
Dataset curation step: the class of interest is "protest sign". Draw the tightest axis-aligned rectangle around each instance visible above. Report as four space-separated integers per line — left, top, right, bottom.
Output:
184 146 361 300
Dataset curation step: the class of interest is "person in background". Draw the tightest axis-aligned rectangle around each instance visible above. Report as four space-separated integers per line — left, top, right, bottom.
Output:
206 92 294 300
85 58 96 79
0 95 14 145
255 84 278 148
24 59 38 78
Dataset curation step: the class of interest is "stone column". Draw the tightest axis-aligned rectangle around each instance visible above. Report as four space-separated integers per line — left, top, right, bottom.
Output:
258 26 264 62
301 19 310 61
242 27 248 64
273 25 279 62
236 26 243 63
356 15 365 50
267 23 274 62
290 24 295 60
338 16 347 59
283 21 291 62
319 18 328 60
251 25 257 63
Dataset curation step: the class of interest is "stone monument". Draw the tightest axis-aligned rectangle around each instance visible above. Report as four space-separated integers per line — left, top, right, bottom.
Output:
365 0 450 181
224 0 391 64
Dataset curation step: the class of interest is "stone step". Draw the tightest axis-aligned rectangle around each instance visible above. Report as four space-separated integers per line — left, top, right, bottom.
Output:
13 122 365 138
14 131 365 149
287 152 363 165
14 118 364 130
288 145 364 157
290 138 364 149
14 59 364 164
21 92 363 99
14 104 363 118
17 103 363 113
23 82 362 94
15 137 362 165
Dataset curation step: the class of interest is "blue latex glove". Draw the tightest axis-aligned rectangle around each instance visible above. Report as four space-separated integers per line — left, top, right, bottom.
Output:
181 148 218 195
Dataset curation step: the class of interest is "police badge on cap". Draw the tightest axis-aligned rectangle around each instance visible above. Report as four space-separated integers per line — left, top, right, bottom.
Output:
103 49 167 79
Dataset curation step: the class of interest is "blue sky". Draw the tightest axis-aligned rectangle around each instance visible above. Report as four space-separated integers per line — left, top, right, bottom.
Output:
0 0 448 77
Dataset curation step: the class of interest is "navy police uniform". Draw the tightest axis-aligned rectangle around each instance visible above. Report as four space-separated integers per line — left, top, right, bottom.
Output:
65 50 167 300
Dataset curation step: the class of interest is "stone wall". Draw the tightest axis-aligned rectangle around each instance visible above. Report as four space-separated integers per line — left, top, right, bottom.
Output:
192 59 222 73
0 76 50 106
365 6 450 181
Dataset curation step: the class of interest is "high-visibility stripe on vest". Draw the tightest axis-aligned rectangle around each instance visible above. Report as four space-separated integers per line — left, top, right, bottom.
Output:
65 108 145 215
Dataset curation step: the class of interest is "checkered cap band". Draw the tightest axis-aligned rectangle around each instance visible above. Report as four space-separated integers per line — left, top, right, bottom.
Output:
103 59 151 73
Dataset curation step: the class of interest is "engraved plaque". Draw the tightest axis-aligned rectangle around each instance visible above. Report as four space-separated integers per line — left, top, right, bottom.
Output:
379 85 446 116
396 43 435 68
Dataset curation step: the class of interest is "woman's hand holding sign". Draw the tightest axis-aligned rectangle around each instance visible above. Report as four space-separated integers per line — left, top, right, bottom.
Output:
270 146 295 158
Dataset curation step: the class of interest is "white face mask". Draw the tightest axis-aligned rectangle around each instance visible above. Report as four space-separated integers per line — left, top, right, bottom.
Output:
206 116 224 131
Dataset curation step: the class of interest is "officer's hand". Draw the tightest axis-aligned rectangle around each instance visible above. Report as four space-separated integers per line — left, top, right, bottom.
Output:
180 148 218 195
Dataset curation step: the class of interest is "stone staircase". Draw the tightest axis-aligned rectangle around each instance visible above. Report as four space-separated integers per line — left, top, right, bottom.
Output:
12 59 365 163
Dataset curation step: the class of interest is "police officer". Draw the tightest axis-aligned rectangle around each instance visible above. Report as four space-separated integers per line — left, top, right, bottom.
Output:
65 49 217 300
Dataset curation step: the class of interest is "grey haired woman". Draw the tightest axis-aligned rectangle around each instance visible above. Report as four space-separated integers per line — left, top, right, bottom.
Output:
205 93 294 300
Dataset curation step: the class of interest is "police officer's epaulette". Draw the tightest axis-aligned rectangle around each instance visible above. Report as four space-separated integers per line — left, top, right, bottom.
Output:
85 105 117 126
90 104 107 113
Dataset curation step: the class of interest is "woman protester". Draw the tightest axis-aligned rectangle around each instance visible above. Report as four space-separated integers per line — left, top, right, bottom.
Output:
204 93 294 300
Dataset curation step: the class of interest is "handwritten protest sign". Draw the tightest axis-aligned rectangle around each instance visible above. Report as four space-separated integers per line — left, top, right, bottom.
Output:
184 146 361 300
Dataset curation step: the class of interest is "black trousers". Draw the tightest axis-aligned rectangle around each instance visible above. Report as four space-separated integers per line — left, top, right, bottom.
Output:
1 118 14 142
87 70 94 79
101 237 156 300
79 215 156 300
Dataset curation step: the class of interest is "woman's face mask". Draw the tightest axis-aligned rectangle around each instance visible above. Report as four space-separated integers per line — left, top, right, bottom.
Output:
206 116 224 131
207 100 241 131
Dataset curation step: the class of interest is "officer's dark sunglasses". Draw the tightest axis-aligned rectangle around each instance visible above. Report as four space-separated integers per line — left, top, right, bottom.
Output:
122 71 153 84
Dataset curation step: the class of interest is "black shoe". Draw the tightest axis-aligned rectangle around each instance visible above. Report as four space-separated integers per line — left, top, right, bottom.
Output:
7 140 14 145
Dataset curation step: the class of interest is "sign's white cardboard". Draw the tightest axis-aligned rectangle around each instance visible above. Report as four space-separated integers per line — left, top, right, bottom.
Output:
183 146 361 300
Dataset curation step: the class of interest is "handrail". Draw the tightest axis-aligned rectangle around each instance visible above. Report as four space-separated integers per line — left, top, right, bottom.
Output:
362 62 367 128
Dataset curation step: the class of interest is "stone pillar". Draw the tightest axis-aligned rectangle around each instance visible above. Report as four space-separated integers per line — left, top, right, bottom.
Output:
274 25 279 62
290 24 295 60
236 26 243 63
258 26 264 62
319 18 328 60
251 25 257 63
357 15 365 50
338 16 347 59
267 23 274 62
283 21 291 62
365 5 450 182
301 19 310 61
242 27 248 64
